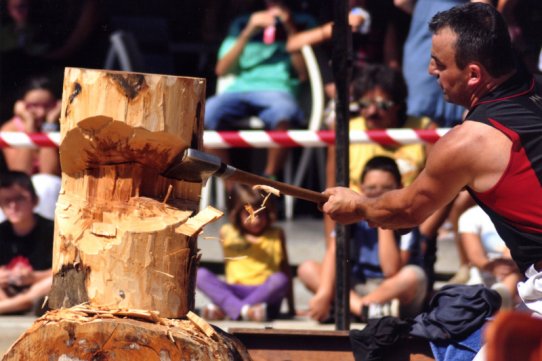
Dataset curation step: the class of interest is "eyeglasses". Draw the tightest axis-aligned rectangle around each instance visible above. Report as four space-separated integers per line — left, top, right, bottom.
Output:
0 194 32 208
357 98 395 111
25 101 56 111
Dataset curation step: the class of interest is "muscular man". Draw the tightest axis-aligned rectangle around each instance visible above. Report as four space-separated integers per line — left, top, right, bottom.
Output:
322 3 542 313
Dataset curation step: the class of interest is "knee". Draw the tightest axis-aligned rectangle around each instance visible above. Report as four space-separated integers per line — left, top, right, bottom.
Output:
267 272 290 288
196 267 213 284
399 265 428 294
203 97 222 129
297 260 318 283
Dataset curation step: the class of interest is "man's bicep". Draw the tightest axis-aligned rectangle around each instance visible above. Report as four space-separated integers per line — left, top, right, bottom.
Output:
406 137 473 220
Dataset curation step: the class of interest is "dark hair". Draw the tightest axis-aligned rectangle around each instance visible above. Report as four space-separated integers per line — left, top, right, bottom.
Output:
0 170 38 201
361 156 402 186
17 76 60 100
352 64 408 122
228 184 277 232
429 2 515 77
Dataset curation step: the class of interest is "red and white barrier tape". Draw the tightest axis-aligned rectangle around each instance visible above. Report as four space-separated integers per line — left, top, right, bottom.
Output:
0 129 450 149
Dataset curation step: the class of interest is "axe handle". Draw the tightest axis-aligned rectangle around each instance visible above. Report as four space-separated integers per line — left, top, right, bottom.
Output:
224 168 329 204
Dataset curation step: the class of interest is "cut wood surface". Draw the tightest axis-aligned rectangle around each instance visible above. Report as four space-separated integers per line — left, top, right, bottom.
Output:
48 68 218 318
2 306 251 361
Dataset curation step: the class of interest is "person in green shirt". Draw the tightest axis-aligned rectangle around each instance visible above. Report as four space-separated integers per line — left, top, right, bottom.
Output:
204 0 315 179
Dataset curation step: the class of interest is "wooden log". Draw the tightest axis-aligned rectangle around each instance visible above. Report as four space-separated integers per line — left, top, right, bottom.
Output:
2 307 251 361
47 68 215 318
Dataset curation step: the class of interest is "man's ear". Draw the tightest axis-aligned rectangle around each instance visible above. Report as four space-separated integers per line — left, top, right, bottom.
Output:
467 63 483 87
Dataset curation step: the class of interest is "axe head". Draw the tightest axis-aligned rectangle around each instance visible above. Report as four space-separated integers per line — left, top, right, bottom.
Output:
163 148 224 184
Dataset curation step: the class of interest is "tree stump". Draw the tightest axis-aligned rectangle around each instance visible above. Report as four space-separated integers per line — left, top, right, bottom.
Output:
48 67 211 318
1 68 251 360
2 307 250 361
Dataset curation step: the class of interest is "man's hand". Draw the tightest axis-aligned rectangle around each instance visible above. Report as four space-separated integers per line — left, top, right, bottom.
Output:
247 10 277 33
322 187 366 224
45 100 61 124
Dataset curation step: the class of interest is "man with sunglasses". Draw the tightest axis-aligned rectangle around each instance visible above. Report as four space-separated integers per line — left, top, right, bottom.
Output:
301 64 429 322
323 2 542 318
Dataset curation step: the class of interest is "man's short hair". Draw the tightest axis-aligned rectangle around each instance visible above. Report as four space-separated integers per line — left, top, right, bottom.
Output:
0 171 38 201
429 2 516 77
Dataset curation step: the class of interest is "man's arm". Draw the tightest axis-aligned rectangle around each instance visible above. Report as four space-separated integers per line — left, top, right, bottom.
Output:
323 121 511 229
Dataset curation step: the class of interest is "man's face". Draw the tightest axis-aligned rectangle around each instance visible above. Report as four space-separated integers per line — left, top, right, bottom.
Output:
358 86 400 130
428 27 470 107
0 184 36 225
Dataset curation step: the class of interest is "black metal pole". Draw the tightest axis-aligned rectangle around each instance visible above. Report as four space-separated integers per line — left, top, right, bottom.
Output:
331 0 352 330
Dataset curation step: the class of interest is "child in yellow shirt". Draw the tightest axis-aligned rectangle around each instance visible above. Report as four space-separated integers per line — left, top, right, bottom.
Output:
197 185 290 321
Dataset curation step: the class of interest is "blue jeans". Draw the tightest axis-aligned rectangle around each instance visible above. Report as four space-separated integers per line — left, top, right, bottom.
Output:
204 91 304 130
196 267 289 320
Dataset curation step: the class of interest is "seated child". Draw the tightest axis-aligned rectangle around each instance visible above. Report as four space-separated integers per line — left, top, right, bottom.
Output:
1 76 62 221
298 156 427 321
197 185 290 321
459 205 522 309
0 171 54 315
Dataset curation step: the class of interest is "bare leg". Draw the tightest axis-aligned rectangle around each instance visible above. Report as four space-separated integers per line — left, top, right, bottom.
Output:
263 121 290 177
349 266 426 317
297 260 322 293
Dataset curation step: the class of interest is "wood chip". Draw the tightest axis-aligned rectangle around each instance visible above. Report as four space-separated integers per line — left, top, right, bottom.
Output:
224 255 247 261
153 269 175 278
253 185 281 197
244 204 256 224
90 222 117 237
186 311 218 340
162 184 174 204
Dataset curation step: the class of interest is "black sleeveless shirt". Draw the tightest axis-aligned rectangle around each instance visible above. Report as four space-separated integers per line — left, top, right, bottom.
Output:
466 70 542 273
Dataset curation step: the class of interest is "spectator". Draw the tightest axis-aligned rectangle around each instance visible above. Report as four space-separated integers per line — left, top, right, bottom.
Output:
196 185 291 321
1 76 61 221
0 0 49 120
312 64 429 322
0 0 48 55
459 205 522 309
0 171 54 315
328 64 429 193
298 156 427 321
203 0 315 180
287 0 410 101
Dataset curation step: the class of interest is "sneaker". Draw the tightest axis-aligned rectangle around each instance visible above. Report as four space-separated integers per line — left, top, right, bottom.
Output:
360 298 400 322
241 303 267 322
201 303 226 321
448 264 470 285
491 283 514 310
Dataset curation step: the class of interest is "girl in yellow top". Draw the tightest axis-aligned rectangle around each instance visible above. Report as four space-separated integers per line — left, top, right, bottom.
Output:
197 185 290 321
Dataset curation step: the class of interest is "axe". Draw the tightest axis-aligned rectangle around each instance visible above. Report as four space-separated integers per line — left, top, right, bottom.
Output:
163 148 328 204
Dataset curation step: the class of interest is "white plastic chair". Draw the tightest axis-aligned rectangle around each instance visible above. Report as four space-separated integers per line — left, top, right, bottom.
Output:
201 45 325 218
104 30 145 71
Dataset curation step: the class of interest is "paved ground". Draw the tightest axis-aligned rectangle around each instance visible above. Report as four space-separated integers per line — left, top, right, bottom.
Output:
0 215 460 355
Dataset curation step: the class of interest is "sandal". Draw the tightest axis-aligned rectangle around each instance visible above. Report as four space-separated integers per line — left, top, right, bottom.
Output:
201 303 226 321
241 303 267 322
